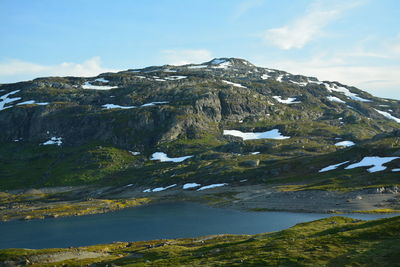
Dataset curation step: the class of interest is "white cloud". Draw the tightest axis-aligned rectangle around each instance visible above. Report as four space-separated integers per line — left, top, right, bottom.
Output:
384 35 400 57
262 1 362 50
161 49 213 65
232 0 265 20
256 55 400 99
0 57 116 83
335 36 400 60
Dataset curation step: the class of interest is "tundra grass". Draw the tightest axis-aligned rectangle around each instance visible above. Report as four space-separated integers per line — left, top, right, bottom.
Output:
0 197 151 221
1 216 399 266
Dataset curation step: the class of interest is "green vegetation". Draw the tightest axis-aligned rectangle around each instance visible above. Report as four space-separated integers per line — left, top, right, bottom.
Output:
0 192 151 221
259 135 400 191
353 209 399 214
1 215 399 266
1 132 399 193
0 143 139 189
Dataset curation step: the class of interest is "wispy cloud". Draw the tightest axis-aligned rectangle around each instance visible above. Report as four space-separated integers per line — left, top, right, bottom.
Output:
384 34 400 57
262 1 362 50
0 57 116 83
256 53 400 99
334 35 400 60
232 0 265 20
161 49 213 65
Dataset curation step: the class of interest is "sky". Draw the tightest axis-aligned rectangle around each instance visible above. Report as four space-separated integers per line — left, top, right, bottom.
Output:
1 0 400 99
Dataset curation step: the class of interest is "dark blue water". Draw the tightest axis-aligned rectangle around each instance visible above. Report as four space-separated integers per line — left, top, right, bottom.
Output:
0 202 397 249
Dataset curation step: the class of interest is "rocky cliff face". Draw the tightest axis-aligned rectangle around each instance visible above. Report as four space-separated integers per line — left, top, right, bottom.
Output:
0 58 399 189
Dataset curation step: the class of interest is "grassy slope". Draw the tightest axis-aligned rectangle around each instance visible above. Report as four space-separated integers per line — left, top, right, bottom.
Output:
1 215 399 266
0 193 151 221
0 143 137 189
0 132 399 192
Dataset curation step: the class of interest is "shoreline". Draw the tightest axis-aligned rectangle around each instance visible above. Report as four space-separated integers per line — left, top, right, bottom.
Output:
1 184 400 222
1 201 398 251
0 214 399 266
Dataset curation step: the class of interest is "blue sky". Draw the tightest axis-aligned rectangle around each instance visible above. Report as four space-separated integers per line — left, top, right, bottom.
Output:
1 0 400 99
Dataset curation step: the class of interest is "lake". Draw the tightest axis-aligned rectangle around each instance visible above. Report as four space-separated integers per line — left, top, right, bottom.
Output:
0 202 397 249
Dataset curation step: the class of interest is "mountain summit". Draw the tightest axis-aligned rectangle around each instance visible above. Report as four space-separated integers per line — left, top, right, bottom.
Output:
0 58 399 191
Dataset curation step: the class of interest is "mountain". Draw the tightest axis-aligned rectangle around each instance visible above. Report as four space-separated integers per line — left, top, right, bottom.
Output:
0 58 399 192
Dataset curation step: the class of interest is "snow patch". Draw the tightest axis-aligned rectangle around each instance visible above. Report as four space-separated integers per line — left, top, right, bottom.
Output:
183 183 201 189
197 183 227 191
0 90 21 111
222 80 247 88
43 137 62 146
261 74 270 80
150 152 193 163
129 151 140 156
188 65 207 69
94 78 109 83
102 104 136 109
143 184 177 192
140 101 169 107
335 141 355 147
308 79 323 85
289 80 308 86
345 156 400 173
152 184 177 192
223 129 290 140
211 59 231 69
164 76 187 81
251 152 260 155
276 75 284 82
82 81 118 90
319 161 350 173
163 68 177 73
392 168 400 172
327 96 346 104
103 101 168 109
16 100 49 106
324 83 370 102
214 61 232 69
374 109 400 123
17 100 36 105
273 96 301 104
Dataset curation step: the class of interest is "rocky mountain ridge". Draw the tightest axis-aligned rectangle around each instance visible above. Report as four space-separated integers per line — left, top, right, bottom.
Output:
0 58 399 190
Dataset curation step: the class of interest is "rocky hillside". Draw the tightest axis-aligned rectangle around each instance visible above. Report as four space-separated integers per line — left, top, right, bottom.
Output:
0 58 399 190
